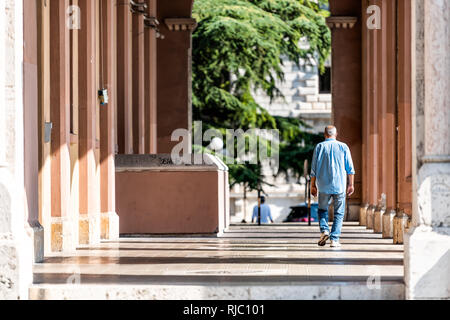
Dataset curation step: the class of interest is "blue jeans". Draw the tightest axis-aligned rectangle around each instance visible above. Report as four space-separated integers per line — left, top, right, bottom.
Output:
318 192 346 241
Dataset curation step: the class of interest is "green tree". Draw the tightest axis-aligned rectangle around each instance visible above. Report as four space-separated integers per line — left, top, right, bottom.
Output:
192 0 330 195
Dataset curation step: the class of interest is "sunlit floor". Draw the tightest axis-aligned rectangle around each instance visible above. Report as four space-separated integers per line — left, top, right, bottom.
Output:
33 222 404 285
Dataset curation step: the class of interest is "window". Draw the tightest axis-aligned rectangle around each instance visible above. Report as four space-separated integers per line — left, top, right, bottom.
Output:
319 67 331 94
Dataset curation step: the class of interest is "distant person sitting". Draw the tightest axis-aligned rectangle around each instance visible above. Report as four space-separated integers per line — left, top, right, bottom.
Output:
251 196 274 224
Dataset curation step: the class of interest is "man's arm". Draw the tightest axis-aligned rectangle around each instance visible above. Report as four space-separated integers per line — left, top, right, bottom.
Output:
344 145 356 196
311 176 318 197
347 174 355 196
310 146 319 197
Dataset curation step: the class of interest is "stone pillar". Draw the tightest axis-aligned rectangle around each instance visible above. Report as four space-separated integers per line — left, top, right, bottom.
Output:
144 0 158 154
117 0 133 154
23 0 44 262
132 9 145 154
383 0 398 234
100 0 119 240
374 0 397 237
360 0 370 226
375 0 387 229
367 0 379 230
405 0 450 299
37 0 52 255
49 0 76 252
157 0 196 153
78 0 100 245
0 0 33 299
328 0 362 221
392 0 414 244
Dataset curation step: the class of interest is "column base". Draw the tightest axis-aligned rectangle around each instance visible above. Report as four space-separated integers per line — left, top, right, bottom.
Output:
359 204 369 226
393 213 410 244
373 207 385 233
51 217 76 252
346 204 360 221
404 225 450 299
79 213 101 246
26 221 44 263
366 205 375 230
382 209 396 239
101 211 119 240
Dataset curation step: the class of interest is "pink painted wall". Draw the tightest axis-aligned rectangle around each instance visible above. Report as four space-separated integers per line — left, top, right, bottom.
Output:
116 170 224 234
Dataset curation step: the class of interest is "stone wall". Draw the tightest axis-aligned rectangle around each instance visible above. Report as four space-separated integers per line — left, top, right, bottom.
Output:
0 0 33 300
404 0 450 300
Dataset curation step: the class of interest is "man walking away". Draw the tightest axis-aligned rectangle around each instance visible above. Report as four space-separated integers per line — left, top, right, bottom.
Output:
310 126 355 248
251 196 274 224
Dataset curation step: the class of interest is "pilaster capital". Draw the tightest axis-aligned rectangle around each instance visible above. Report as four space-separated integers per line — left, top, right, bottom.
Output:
164 18 197 32
326 16 357 29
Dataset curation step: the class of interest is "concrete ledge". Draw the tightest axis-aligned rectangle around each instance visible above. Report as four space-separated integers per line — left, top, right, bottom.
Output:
115 154 229 235
115 154 228 172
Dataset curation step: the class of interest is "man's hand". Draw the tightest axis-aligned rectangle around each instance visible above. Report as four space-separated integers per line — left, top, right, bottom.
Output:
347 175 355 197
310 177 318 197
347 185 354 197
311 185 318 197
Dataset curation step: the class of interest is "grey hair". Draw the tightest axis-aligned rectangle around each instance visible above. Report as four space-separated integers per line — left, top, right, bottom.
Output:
325 126 337 136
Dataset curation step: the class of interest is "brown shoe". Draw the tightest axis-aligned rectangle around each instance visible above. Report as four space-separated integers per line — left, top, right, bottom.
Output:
318 231 330 246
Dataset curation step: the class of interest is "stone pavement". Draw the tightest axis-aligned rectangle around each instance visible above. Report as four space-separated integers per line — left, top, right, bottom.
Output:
30 222 405 300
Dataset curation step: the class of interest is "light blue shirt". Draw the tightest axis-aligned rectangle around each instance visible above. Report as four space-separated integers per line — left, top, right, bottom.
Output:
311 138 355 195
252 204 273 223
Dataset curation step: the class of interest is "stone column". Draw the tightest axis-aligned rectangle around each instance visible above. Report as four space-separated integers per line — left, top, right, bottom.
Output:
392 0 414 244
117 0 133 154
49 0 76 252
100 0 119 240
132 9 145 154
374 0 397 235
78 0 100 245
144 0 158 154
360 0 370 227
404 0 450 299
23 0 45 262
396 0 413 218
0 0 33 299
156 0 196 153
366 0 380 231
328 1 363 222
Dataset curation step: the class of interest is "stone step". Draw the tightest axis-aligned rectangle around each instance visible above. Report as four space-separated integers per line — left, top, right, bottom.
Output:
29 280 404 300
